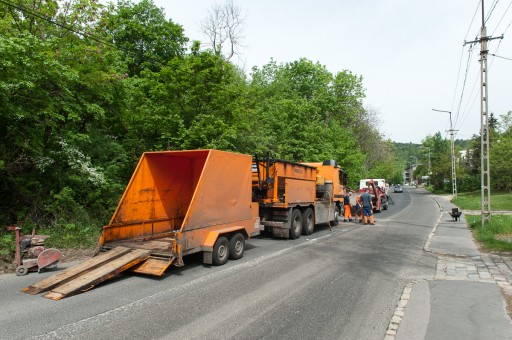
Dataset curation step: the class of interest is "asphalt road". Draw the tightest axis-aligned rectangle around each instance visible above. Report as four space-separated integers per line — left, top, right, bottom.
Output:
0 188 439 340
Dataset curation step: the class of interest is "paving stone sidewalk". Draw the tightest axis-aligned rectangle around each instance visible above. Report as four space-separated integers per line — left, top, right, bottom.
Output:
436 254 512 291
385 193 512 340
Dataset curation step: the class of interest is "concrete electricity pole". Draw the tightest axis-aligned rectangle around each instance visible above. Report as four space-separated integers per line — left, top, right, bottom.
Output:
464 0 503 224
432 109 458 198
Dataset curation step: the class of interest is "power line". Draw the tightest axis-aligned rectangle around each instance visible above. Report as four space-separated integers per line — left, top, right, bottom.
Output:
491 0 512 35
455 72 480 130
501 13 512 33
456 36 504 131
466 1 482 40
491 53 512 60
0 0 113 46
450 45 466 113
485 0 500 24
0 0 162 64
453 44 476 128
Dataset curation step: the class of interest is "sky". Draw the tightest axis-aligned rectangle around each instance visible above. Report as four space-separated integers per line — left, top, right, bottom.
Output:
155 0 511 143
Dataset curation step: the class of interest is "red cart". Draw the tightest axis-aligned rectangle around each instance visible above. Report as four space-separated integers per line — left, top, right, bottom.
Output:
7 222 61 276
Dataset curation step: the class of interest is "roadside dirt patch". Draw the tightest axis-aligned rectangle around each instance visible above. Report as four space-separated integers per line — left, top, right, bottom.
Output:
495 234 512 243
499 285 512 320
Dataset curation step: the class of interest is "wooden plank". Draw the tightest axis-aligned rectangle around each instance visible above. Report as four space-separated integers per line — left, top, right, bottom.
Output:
43 249 150 300
105 238 174 253
130 257 175 276
21 247 132 295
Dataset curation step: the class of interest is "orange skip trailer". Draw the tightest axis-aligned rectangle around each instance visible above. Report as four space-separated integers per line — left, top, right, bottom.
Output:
99 149 260 270
23 150 260 299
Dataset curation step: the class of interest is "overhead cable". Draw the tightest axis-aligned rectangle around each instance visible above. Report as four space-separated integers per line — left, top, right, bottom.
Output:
491 0 512 35
485 0 500 24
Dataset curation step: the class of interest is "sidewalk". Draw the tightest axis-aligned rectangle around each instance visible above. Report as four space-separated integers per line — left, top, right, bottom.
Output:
386 194 512 340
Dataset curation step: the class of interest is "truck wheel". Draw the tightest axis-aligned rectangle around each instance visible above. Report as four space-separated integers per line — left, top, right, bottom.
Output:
289 209 303 239
212 236 230 266
301 208 314 235
330 205 341 226
229 233 245 260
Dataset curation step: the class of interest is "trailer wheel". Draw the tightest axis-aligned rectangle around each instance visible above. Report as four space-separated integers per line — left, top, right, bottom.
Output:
301 208 314 235
289 209 303 239
330 205 341 226
212 236 230 266
229 233 245 260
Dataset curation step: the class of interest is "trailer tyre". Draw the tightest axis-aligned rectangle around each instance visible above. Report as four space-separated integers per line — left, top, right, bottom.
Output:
229 233 245 260
301 208 314 235
289 209 303 239
212 236 230 266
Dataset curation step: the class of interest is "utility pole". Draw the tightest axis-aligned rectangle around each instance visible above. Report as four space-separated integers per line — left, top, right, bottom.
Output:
432 109 458 198
464 0 503 224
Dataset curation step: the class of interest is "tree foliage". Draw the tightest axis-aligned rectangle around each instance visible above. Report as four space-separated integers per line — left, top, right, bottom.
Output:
0 0 401 252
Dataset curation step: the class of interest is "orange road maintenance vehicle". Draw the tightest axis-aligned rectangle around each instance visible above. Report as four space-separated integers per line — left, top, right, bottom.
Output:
23 150 347 300
253 154 347 238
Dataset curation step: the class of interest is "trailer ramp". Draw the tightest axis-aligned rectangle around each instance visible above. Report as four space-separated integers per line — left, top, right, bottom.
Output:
22 247 151 300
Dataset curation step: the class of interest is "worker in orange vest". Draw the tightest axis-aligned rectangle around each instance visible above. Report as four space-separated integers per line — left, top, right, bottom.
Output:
343 193 353 222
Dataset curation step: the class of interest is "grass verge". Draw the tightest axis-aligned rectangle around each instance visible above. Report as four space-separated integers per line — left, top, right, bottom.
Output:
452 191 512 211
466 215 512 252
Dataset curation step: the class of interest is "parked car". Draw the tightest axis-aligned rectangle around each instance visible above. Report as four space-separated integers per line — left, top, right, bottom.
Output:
394 185 403 193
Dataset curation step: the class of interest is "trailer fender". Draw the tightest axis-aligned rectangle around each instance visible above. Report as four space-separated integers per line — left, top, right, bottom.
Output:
202 227 249 265
202 227 249 252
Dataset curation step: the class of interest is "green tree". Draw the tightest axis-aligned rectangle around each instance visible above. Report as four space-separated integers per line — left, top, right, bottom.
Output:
428 133 451 190
104 0 188 76
0 1 128 228
490 111 512 191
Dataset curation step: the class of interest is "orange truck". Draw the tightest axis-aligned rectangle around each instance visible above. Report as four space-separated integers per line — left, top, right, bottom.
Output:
253 155 347 238
23 150 346 299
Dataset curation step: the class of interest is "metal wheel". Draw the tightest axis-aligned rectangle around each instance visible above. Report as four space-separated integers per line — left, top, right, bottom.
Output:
301 208 314 235
212 236 229 266
16 266 28 276
289 209 303 239
229 233 245 260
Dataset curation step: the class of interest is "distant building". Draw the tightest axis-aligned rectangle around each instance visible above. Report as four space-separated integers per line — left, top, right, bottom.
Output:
403 163 420 185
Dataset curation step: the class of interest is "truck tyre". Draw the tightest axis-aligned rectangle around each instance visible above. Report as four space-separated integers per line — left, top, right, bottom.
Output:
330 205 341 226
229 233 245 260
301 208 314 235
382 199 388 210
289 209 302 239
212 236 230 266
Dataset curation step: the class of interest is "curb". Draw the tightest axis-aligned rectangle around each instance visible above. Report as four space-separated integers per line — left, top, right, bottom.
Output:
423 195 443 254
383 280 418 340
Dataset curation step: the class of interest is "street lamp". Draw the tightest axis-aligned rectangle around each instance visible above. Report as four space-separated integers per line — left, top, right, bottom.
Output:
432 109 457 198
